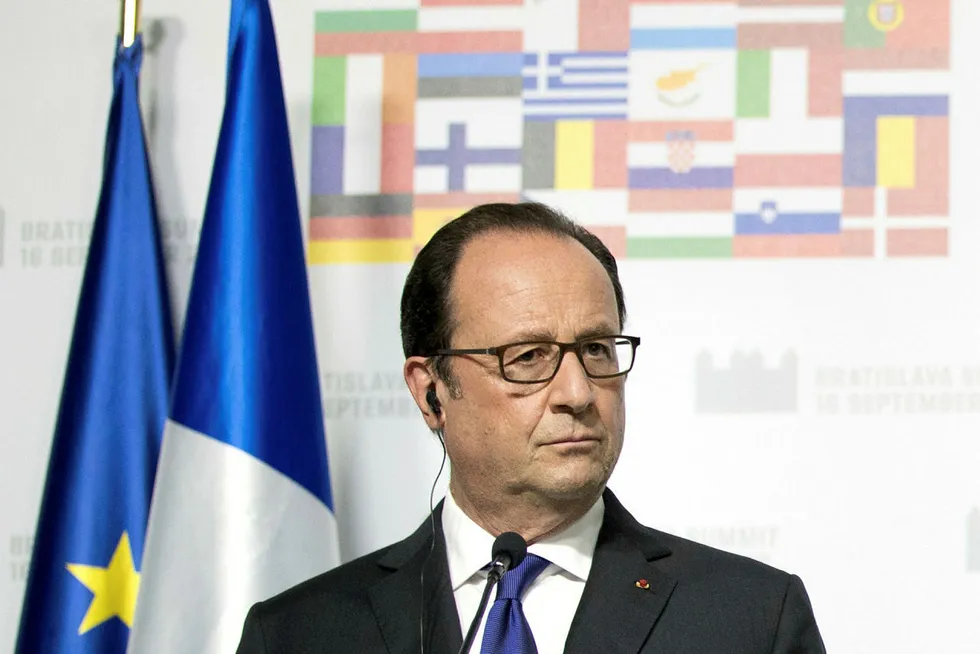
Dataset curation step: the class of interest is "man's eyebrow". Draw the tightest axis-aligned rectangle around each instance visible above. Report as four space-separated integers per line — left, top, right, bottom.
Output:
505 329 556 343
575 326 620 340
505 326 620 343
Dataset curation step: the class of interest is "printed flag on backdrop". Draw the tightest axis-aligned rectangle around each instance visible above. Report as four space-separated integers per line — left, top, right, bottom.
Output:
308 1 950 261
522 51 629 121
126 1 340 652
15 35 174 654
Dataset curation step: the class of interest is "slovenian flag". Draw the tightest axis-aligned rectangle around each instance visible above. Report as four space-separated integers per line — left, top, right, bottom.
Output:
126 1 340 651
15 34 174 654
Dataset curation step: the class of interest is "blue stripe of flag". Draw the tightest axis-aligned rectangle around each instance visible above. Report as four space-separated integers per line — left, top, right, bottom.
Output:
843 95 949 117
525 113 628 121
419 53 524 78
631 28 736 50
547 51 627 64
525 97 626 106
546 76 627 89
556 66 628 75
735 213 841 235
630 167 734 189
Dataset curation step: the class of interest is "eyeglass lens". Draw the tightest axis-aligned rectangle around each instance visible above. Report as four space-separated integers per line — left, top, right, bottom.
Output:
500 337 634 382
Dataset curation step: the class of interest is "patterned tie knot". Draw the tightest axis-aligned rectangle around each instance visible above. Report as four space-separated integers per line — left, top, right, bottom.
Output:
495 553 551 601
480 553 551 653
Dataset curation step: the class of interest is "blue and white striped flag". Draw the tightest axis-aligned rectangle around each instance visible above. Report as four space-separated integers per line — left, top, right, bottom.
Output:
127 1 339 651
522 51 628 121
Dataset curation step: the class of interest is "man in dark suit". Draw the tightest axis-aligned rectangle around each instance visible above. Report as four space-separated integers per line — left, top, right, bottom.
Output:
237 203 826 653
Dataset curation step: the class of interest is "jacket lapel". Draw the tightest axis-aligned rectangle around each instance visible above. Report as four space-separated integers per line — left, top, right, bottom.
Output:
564 490 677 653
366 491 675 653
368 505 464 654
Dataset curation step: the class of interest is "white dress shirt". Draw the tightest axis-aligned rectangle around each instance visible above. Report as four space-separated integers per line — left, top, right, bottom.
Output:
441 490 605 654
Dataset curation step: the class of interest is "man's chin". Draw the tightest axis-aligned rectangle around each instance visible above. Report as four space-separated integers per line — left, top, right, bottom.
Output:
537 469 609 503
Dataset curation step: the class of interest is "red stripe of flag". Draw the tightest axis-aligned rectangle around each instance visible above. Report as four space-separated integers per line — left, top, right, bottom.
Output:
594 121 628 189
887 228 947 256
886 0 949 50
735 154 841 187
381 124 415 194
585 225 627 260
310 216 413 240
809 49 843 117
888 117 948 216
843 189 875 218
840 230 873 257
414 193 521 208
316 32 416 55
738 0 842 5
739 23 841 49
580 0 630 50
844 49 948 70
733 235 843 258
630 190 732 212
418 31 522 53
315 31 522 55
628 121 734 142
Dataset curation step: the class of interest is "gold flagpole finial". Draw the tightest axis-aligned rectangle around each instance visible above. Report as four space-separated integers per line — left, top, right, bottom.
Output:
120 0 141 48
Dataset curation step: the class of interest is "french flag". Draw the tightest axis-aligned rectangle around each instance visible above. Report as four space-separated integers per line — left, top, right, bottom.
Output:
127 1 340 651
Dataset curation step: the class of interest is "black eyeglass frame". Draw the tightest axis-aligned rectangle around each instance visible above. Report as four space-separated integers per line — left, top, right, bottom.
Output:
429 335 641 384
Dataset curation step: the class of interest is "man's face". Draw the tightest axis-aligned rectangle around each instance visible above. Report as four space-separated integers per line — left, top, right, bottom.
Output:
439 230 627 512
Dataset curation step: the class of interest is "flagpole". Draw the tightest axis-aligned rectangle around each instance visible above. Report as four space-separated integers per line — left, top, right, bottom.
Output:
120 0 140 47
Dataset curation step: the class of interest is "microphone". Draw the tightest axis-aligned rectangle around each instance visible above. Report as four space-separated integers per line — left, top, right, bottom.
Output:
457 532 528 654
488 532 527 582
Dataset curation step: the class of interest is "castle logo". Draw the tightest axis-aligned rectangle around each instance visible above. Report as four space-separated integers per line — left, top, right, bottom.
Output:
696 350 798 414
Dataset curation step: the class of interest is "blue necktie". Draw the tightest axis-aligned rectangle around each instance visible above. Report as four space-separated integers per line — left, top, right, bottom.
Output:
480 554 552 654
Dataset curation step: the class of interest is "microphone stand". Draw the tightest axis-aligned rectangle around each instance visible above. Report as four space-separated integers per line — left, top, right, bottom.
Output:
457 562 506 654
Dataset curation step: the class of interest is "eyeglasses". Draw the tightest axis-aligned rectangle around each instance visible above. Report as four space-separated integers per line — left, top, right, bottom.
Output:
431 335 640 384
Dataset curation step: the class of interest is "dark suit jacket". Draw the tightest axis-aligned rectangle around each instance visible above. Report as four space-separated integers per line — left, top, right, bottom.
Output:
236 490 826 653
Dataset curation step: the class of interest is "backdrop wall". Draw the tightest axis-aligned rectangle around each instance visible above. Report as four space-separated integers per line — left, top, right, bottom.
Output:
1 1 978 652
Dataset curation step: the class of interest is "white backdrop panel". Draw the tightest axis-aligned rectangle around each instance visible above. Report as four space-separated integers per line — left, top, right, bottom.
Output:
1 0 978 652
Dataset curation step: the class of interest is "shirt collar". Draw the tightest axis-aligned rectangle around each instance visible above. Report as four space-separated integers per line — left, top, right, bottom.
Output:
442 489 605 591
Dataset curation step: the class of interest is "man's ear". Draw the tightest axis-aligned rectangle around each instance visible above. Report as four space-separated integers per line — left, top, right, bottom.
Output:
404 357 444 431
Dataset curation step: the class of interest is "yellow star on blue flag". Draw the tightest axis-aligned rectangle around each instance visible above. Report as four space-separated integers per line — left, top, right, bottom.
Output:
66 532 141 634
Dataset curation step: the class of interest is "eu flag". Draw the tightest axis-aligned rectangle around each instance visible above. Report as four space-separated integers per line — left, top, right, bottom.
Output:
14 35 174 654
127 2 340 651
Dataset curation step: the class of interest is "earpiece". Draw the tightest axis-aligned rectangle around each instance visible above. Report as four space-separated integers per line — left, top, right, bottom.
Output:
419 389 448 654
425 388 442 416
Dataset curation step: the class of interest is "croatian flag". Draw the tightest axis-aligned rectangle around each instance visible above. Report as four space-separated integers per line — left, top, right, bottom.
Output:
126 1 340 652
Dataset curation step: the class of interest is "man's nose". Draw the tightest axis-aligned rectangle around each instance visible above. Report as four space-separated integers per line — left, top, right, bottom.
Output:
548 350 594 414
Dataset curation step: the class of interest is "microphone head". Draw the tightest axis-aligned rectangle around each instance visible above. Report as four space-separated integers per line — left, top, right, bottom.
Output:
492 531 528 570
